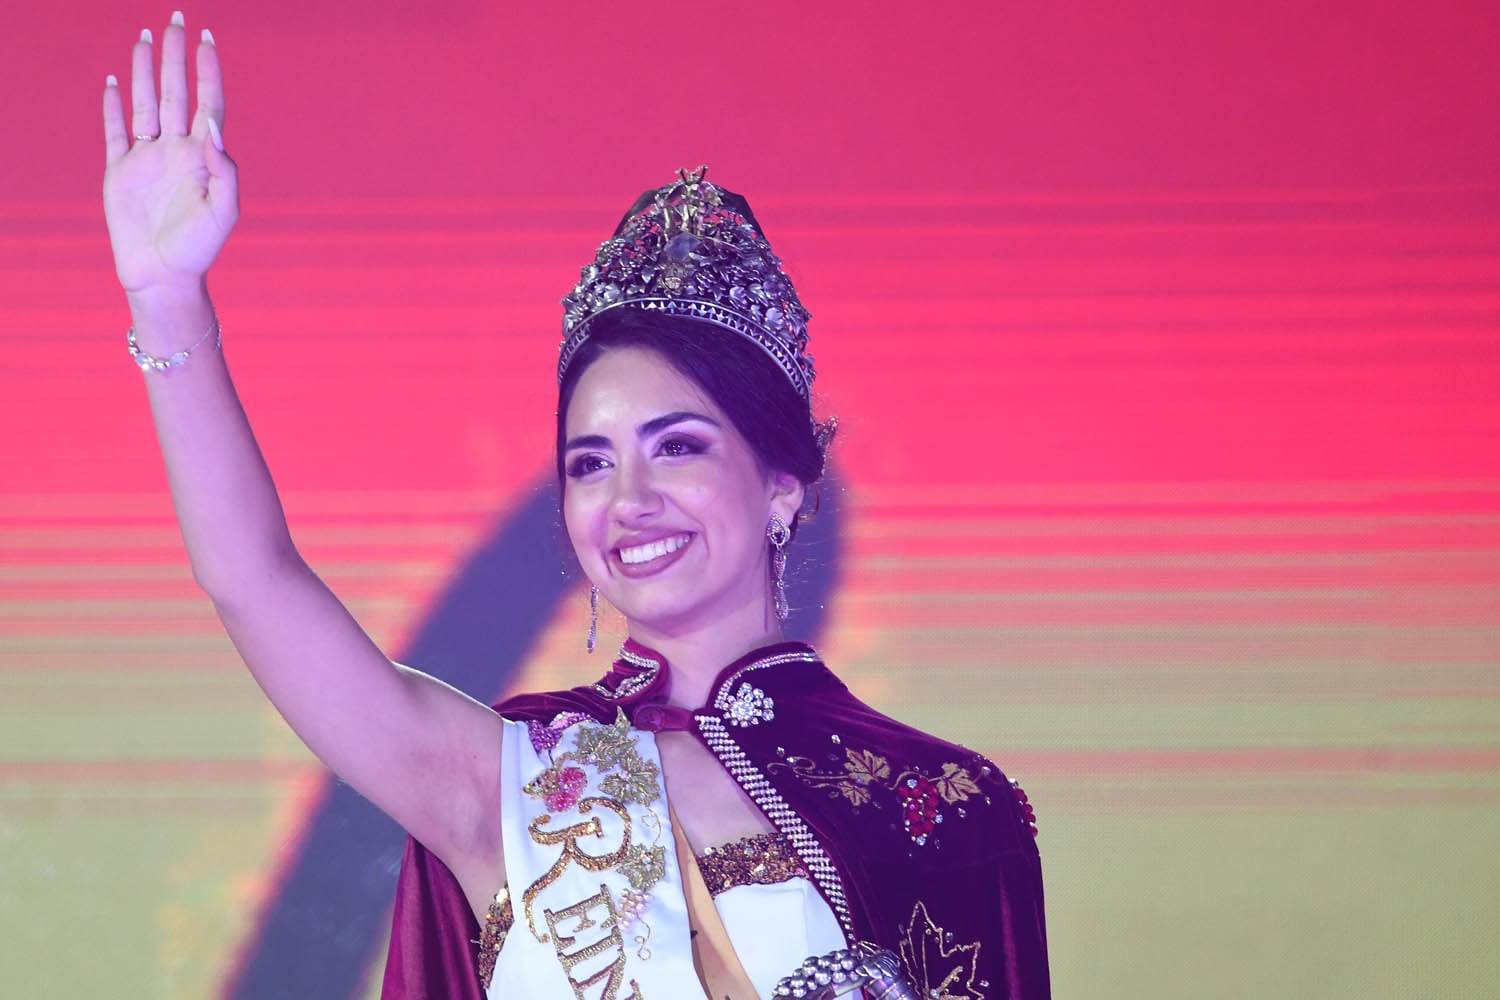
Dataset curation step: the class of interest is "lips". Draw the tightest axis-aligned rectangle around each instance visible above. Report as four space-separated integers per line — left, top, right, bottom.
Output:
610 532 695 580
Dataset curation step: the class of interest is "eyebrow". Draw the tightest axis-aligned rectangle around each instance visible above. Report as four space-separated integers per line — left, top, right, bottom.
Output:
563 410 721 453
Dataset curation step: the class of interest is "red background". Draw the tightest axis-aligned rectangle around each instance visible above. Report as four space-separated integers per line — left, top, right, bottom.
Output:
2 2 1497 997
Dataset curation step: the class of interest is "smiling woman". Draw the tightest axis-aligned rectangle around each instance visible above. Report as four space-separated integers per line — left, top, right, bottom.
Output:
100 14 1047 999
386 172 1051 999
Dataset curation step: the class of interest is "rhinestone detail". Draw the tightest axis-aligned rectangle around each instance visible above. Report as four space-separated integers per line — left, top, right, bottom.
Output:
712 649 820 712
593 646 663 701
698 714 853 936
722 682 775 727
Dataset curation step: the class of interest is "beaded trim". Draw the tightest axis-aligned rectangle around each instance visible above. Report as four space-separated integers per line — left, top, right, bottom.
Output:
697 832 805 897
697 715 854 936
592 646 663 701
618 646 659 672
475 886 514 991
711 650 820 714
1010 778 1040 838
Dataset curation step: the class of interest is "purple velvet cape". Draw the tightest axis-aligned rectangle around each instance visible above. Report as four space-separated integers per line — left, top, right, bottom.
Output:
381 641 1049 999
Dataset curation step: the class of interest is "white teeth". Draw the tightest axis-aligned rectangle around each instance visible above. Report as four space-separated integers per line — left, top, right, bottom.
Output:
619 533 691 565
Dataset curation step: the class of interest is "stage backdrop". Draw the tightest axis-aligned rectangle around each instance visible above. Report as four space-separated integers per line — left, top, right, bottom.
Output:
2 2 1498 997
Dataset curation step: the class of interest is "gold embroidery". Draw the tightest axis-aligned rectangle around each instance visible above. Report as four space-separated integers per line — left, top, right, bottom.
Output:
524 797 633 941
575 711 638 768
934 761 982 804
543 886 647 1000
773 747 978 805
476 885 514 990
899 901 984 1000
843 748 892 800
517 712 666 993
547 887 618 962
768 746 981 845
599 747 661 807
695 832 805 897
618 842 667 890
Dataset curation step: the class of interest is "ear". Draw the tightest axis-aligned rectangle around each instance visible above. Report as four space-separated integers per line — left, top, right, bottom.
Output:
768 469 806 527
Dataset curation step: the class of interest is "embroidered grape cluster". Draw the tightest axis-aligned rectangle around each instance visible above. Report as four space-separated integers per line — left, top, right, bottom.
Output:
897 775 942 846
544 766 588 812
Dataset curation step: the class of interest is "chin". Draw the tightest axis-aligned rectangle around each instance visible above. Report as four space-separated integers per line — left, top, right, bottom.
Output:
606 583 737 637
611 595 704 635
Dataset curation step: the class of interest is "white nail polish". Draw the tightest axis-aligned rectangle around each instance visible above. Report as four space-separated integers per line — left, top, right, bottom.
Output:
141 28 153 44
202 28 216 45
207 117 225 153
106 74 119 87
171 11 185 26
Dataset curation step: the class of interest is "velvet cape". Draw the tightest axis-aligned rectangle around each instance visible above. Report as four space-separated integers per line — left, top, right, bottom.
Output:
381 641 1049 999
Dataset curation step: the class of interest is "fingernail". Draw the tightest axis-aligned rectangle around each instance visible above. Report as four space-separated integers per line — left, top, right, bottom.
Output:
141 28 153 44
106 74 119 87
202 28 216 45
206 117 225 153
171 11 185 26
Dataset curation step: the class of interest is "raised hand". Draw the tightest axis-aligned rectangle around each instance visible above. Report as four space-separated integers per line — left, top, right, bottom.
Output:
103 12 237 298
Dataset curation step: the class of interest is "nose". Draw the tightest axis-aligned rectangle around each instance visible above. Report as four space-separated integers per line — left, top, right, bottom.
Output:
608 455 662 523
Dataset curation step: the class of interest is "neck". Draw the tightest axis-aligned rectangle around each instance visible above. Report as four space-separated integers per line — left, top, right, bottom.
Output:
624 603 784 709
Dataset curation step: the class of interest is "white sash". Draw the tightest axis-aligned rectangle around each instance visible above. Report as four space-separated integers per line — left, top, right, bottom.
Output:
493 711 702 1000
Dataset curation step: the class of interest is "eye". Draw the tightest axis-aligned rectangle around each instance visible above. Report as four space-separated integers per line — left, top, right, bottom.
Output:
565 453 611 478
657 435 707 458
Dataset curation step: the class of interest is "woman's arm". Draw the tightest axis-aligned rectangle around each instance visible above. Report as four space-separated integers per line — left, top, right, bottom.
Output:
101 15 503 880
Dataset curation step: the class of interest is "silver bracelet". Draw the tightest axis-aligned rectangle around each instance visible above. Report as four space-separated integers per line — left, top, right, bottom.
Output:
127 317 221 373
773 941 920 1000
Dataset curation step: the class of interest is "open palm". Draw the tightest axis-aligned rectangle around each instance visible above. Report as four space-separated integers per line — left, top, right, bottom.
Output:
103 16 237 296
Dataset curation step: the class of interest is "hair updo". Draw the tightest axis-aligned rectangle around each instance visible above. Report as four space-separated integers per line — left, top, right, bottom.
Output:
555 309 832 507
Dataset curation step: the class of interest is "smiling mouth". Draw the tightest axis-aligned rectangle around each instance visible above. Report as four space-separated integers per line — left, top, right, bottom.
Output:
617 533 693 566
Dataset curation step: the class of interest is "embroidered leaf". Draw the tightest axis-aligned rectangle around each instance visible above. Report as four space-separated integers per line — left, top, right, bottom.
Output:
934 762 981 804
838 781 873 808
843 748 891 786
574 710 635 767
771 749 897 810
598 747 662 806
899 901 983 1000
619 842 667 891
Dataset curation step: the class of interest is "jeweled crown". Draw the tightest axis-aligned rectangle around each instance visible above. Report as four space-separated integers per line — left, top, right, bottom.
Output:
559 167 815 399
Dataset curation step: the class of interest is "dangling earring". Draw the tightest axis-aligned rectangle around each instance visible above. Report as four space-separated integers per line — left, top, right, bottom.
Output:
767 513 792 622
587 585 599 654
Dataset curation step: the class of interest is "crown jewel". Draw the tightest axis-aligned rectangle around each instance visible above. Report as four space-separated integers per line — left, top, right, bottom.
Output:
559 167 815 399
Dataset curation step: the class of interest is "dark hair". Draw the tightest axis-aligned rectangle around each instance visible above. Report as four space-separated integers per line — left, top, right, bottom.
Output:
556 309 830 500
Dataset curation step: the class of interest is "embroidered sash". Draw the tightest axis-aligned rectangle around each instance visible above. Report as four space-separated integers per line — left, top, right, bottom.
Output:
495 711 701 999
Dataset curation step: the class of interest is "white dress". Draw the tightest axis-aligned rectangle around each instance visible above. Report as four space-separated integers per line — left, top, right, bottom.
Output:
482 715 845 999
709 878 848 1000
